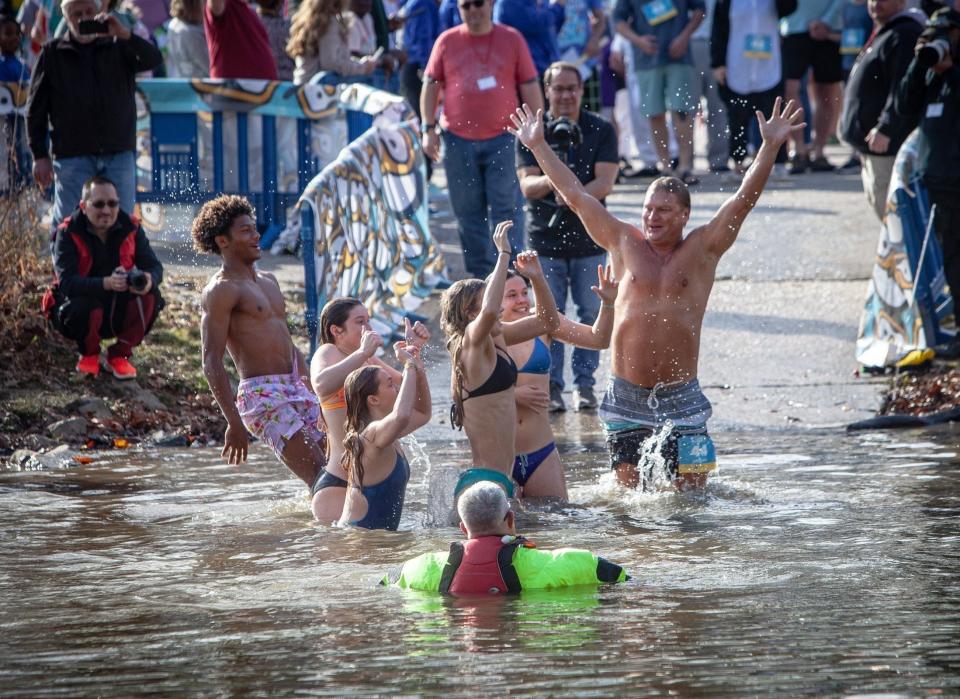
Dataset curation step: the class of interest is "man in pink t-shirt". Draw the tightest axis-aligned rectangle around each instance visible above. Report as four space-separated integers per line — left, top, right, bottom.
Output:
421 0 542 276
204 0 277 80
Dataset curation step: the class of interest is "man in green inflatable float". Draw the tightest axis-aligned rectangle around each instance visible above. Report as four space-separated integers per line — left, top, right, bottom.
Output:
383 482 629 593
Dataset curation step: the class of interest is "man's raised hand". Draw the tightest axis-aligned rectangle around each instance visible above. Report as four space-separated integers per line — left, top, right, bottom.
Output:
757 97 805 147
507 104 546 149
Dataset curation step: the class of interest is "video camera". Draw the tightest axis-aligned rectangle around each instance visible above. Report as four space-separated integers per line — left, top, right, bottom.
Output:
544 116 583 229
917 8 960 68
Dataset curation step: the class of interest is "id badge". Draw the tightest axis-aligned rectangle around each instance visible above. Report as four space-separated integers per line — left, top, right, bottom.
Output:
926 103 944 118
676 434 717 475
841 28 865 55
641 0 677 26
477 75 497 91
743 33 772 60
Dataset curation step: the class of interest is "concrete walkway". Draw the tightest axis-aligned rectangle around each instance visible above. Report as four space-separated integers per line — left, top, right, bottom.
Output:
158 145 887 431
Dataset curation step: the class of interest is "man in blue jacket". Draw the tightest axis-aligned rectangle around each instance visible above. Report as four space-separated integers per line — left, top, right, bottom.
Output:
494 0 565 76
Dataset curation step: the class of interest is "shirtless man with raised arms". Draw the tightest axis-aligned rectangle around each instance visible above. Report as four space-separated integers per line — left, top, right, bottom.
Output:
195 195 328 496
508 98 805 490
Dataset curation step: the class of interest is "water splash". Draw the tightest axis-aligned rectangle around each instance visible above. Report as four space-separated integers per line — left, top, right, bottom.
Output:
408 435 459 528
636 420 675 492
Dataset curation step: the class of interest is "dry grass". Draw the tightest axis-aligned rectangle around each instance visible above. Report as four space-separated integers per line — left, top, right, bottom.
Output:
0 190 61 362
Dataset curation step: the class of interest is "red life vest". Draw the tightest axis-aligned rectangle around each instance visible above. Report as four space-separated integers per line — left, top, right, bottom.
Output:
438 536 523 595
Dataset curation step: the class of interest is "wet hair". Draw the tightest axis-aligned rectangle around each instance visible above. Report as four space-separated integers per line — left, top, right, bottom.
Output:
340 365 381 487
543 61 582 87
319 297 364 346
81 174 117 202
647 176 691 210
286 0 348 59
191 195 255 255
440 278 486 429
457 482 509 535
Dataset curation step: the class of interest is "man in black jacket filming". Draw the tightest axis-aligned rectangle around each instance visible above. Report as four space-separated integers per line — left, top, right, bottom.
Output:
894 8 960 346
45 175 164 379
26 0 161 231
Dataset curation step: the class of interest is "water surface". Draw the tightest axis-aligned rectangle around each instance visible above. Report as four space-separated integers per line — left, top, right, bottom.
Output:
2 424 959 696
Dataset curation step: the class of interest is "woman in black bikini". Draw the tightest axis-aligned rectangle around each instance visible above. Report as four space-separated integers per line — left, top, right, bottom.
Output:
440 221 561 499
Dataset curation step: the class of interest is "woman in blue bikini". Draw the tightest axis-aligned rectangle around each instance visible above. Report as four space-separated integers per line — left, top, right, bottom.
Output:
337 341 432 530
440 221 561 500
501 264 618 499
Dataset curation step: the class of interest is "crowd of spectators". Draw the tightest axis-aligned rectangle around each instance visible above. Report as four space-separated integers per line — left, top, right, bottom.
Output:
5 0 957 194
1 0 959 373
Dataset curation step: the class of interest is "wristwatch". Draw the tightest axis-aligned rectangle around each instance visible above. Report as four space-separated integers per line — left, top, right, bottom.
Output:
421 122 436 135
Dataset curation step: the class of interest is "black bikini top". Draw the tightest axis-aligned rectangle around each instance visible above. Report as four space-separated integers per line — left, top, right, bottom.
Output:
462 347 518 401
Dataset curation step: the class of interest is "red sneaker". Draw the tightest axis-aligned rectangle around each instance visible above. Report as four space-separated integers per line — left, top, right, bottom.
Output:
76 354 100 377
103 356 137 380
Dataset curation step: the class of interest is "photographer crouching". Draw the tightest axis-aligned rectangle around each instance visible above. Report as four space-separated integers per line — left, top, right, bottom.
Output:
516 61 619 412
894 7 960 351
44 175 164 379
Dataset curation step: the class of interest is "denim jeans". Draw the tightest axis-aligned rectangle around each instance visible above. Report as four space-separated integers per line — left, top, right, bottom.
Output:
441 130 524 277
540 253 605 390
52 150 136 228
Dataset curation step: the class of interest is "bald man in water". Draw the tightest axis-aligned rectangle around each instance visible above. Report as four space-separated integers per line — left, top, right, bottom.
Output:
509 98 805 490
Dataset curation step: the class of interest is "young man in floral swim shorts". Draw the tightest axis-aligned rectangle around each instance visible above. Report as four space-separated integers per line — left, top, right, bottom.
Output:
195 195 329 492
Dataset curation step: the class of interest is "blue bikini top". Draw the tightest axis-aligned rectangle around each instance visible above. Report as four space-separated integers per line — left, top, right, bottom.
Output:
518 337 551 375
350 449 410 531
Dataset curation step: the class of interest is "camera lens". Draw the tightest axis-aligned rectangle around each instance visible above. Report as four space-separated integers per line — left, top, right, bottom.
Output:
917 38 949 67
127 270 147 291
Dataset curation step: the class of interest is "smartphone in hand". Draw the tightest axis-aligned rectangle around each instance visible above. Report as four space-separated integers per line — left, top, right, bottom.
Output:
78 19 109 34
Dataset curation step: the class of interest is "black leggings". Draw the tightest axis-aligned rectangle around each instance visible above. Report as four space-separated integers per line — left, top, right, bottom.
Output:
720 83 788 165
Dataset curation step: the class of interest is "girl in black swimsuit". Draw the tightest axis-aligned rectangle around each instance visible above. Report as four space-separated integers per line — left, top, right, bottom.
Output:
440 221 562 499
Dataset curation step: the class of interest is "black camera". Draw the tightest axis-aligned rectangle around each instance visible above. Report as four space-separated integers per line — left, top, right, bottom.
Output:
917 8 960 68
127 269 148 292
544 117 583 229
545 116 583 163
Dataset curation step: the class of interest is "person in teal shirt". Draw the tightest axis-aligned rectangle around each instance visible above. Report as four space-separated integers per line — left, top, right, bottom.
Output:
384 482 629 593
779 0 846 173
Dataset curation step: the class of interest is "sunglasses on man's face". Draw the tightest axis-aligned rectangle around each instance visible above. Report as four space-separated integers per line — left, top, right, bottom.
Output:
89 199 119 209
459 0 485 10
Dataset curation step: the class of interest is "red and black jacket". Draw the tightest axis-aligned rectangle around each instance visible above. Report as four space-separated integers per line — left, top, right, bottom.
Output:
46 208 163 305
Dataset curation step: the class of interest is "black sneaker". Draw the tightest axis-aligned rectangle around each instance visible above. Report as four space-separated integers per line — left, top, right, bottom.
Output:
840 155 861 170
573 386 597 411
549 383 566 413
809 155 835 172
787 153 809 175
